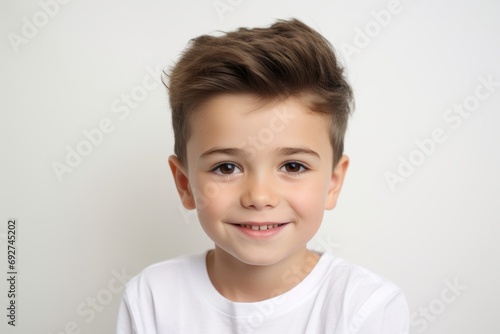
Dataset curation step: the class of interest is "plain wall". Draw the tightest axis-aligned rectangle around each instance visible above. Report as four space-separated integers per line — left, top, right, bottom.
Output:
1 0 499 333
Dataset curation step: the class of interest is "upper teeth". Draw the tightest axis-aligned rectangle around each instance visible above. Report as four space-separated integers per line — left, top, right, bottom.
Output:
240 224 280 230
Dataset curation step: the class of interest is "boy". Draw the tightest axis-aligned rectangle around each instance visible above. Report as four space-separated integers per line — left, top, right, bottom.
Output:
116 19 409 333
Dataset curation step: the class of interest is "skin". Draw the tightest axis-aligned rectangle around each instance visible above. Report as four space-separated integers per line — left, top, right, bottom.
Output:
169 94 349 302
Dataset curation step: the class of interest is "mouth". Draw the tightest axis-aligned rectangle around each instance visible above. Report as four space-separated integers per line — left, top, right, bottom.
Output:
230 222 289 239
237 223 286 231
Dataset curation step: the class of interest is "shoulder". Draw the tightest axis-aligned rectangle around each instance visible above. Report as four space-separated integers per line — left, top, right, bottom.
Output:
117 253 208 333
318 252 409 332
319 251 403 296
123 252 205 301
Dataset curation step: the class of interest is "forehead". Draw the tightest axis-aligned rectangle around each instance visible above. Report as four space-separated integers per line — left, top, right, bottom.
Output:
189 93 330 131
191 93 270 128
187 93 332 154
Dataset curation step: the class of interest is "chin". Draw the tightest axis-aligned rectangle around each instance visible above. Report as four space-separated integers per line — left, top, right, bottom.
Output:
228 249 291 267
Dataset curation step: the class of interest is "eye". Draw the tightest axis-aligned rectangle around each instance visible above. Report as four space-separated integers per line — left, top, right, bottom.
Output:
212 163 242 175
280 162 308 174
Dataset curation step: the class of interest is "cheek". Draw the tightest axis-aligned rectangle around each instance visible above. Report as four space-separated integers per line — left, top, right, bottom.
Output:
193 181 234 224
190 175 224 207
287 178 328 220
195 202 226 242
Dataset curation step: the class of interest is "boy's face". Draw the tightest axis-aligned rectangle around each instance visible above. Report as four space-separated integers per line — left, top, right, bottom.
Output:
169 94 348 266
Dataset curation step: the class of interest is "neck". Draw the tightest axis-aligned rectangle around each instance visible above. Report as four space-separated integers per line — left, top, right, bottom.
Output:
206 247 320 302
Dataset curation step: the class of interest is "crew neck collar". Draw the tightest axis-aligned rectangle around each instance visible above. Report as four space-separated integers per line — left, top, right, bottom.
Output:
188 250 335 318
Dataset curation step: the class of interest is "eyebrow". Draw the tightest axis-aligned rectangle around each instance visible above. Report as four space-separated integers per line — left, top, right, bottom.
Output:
276 147 320 159
200 147 245 159
199 147 320 159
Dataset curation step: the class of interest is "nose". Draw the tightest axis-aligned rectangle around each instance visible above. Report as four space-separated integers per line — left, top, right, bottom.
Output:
240 173 280 210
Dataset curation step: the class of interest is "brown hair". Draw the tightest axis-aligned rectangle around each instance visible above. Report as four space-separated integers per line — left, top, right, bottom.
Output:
165 18 354 168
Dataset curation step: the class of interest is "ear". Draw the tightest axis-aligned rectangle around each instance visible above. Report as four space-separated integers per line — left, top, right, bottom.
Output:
168 155 196 210
325 155 349 210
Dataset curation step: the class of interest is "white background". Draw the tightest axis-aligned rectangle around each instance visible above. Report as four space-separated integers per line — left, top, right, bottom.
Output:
1 0 499 333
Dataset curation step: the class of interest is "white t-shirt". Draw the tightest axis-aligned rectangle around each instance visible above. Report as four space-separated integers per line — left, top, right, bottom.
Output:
116 250 409 334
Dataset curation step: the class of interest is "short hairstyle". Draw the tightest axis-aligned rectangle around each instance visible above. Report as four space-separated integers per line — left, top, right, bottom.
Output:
165 18 354 168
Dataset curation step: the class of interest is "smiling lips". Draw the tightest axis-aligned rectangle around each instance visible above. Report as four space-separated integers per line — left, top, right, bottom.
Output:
231 222 289 238
238 223 285 230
